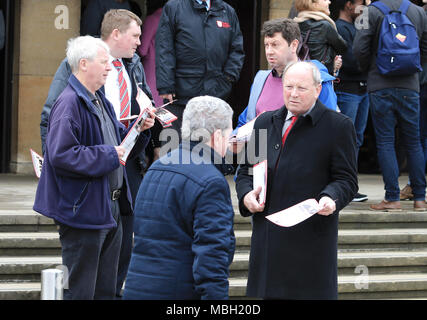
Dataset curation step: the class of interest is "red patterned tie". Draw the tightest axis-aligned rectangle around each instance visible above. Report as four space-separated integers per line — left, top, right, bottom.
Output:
112 59 130 125
282 116 298 146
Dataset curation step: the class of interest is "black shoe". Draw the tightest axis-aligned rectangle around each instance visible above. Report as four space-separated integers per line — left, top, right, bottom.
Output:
352 192 368 202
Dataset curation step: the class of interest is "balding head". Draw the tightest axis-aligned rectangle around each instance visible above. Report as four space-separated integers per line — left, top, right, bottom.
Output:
282 61 322 115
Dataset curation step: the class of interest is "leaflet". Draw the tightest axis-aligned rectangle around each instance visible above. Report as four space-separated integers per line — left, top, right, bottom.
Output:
253 160 267 205
229 112 264 143
265 198 320 227
119 108 149 166
30 149 44 179
154 99 178 127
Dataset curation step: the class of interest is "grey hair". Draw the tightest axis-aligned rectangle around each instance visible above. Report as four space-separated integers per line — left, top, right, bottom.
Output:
181 96 233 141
283 61 322 86
66 36 110 73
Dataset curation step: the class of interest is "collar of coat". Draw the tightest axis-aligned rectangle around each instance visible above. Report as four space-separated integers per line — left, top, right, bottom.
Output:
182 140 233 175
272 100 327 130
191 0 225 12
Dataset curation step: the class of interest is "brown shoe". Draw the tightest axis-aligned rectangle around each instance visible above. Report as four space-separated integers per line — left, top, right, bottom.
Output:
414 200 427 212
370 200 402 212
400 184 414 200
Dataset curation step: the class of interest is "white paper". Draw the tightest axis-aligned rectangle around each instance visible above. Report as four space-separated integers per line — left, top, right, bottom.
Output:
265 198 320 227
135 87 153 111
235 116 257 142
30 149 44 179
119 109 149 165
253 160 267 205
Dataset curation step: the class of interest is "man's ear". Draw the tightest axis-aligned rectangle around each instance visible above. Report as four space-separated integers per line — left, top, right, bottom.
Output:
111 28 121 40
290 39 299 54
315 83 322 99
79 58 88 72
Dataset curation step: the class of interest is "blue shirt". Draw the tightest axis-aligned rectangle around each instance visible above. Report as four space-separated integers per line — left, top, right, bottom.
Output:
196 0 210 10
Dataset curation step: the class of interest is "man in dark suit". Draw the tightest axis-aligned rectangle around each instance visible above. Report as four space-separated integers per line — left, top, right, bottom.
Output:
235 61 358 299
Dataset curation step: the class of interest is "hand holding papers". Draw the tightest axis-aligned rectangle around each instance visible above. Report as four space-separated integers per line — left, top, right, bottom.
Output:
253 160 267 205
265 199 321 227
30 149 44 179
119 88 153 165
229 116 257 143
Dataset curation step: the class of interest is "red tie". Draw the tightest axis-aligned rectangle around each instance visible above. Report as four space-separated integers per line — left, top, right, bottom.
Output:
282 116 297 146
112 59 130 126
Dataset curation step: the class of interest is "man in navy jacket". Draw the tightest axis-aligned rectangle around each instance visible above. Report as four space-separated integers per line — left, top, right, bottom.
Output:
155 0 244 142
33 36 154 299
123 96 235 300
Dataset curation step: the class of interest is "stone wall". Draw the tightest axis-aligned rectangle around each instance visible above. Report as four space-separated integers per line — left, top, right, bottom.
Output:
11 0 80 173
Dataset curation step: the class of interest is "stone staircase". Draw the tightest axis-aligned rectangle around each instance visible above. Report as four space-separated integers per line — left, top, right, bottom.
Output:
1 175 427 299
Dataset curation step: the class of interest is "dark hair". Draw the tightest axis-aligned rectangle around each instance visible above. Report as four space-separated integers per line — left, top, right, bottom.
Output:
261 18 301 44
147 0 168 15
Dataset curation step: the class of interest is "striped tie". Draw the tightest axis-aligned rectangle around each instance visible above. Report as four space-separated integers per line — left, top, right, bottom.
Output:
112 59 130 124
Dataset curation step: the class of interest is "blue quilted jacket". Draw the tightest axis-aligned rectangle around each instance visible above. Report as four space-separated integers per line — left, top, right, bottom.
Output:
123 141 236 299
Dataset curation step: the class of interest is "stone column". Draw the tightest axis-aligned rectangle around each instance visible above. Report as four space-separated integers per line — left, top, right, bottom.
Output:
11 0 80 173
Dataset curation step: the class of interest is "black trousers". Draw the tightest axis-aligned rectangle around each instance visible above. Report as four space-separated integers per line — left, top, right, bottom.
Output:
56 200 122 300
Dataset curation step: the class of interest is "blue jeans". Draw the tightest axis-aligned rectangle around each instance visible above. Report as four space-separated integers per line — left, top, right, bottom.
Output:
370 88 426 201
336 91 369 158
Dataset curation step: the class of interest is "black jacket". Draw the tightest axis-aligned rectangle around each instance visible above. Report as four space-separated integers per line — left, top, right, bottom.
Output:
298 19 347 75
236 101 358 299
155 0 245 105
353 0 427 93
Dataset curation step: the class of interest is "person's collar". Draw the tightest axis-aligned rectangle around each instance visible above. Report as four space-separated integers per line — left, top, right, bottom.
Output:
271 68 282 78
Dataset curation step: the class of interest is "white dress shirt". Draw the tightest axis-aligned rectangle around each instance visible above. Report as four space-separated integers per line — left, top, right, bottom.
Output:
104 56 132 120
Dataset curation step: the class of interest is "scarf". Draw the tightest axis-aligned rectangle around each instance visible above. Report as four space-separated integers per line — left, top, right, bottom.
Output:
294 10 337 31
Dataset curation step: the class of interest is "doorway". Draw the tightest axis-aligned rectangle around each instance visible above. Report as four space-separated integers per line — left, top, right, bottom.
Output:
0 0 14 173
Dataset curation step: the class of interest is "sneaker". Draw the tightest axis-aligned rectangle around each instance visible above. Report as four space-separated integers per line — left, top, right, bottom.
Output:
400 184 414 200
352 192 368 202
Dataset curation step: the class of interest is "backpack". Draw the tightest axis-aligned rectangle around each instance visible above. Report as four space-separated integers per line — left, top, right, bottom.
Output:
372 0 422 76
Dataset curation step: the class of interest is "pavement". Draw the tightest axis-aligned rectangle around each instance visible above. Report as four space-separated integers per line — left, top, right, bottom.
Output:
0 172 421 212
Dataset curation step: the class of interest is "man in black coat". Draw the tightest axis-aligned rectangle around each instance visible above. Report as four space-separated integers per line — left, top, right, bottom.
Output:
155 0 244 143
235 61 358 299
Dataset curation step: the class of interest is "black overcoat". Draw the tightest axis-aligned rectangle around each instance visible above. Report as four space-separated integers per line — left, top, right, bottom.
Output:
236 101 358 299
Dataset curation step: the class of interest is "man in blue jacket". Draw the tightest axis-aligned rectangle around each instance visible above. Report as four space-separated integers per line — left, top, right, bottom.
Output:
155 0 244 144
33 36 154 300
123 96 235 300
234 18 337 134
40 9 153 297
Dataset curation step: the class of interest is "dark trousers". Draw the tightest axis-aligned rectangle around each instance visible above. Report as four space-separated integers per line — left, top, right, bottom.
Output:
116 158 142 297
56 200 122 300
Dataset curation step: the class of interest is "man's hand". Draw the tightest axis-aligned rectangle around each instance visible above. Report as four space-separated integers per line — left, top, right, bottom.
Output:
317 196 336 216
228 140 245 154
160 93 175 103
243 186 265 214
114 146 125 159
139 110 155 132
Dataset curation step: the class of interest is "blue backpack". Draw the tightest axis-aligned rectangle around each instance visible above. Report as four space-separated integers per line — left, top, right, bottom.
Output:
372 0 422 76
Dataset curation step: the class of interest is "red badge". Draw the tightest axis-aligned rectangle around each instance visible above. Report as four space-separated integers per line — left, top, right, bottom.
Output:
216 20 230 28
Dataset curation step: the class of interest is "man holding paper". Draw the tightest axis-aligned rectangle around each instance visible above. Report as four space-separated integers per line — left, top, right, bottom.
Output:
236 61 358 299
33 36 154 299
39 9 155 297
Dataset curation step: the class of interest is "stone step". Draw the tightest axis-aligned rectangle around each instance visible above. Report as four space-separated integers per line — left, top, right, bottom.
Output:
234 211 427 230
0 232 61 256
0 210 55 232
229 273 427 299
0 256 62 282
235 228 427 251
0 282 41 300
338 211 427 229
229 250 427 278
